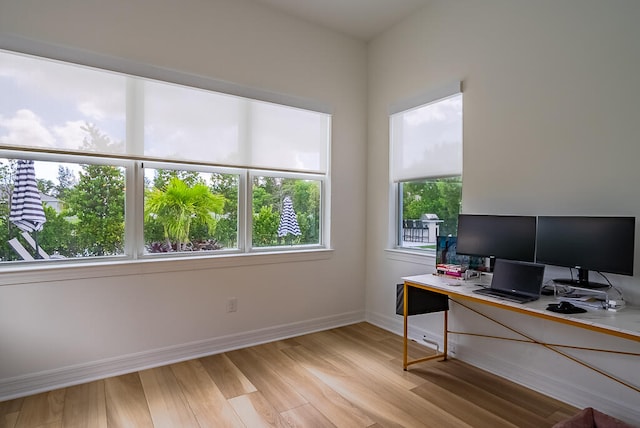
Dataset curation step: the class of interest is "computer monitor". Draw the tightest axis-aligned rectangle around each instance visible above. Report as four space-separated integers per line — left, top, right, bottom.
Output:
536 216 635 289
455 214 537 271
436 236 486 271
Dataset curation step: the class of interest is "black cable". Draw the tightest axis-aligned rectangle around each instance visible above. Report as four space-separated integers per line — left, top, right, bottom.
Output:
595 271 613 289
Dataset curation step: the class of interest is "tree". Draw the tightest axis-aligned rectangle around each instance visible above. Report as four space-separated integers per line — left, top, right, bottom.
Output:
65 164 125 256
402 177 462 236
253 205 279 246
39 205 76 257
288 180 320 245
36 178 55 196
145 177 225 251
55 166 77 200
251 177 321 246
209 173 238 248
153 169 203 190
0 160 14 260
56 123 126 256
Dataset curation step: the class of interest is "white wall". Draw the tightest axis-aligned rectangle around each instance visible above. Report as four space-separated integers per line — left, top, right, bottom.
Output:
0 0 368 398
366 0 640 424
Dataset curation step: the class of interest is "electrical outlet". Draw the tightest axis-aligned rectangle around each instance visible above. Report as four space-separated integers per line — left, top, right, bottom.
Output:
227 297 238 313
449 342 457 355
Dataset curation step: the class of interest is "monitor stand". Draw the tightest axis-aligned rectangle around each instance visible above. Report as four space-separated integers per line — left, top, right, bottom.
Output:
553 268 609 289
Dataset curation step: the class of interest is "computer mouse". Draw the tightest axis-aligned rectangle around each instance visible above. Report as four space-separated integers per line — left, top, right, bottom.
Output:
546 301 587 314
558 301 576 311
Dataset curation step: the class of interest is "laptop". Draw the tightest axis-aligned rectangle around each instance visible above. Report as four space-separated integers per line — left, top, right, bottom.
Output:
473 259 545 303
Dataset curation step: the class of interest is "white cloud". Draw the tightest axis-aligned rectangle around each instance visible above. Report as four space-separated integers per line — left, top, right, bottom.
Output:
0 109 55 148
1 51 126 123
0 110 97 151
77 101 106 121
52 121 89 150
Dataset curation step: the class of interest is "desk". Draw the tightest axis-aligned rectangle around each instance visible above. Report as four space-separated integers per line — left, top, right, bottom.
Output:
402 274 640 393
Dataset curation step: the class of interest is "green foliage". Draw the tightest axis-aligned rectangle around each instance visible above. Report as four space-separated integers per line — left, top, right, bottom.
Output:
253 205 279 246
36 178 55 196
65 164 125 256
145 177 225 251
55 166 77 200
0 197 10 262
39 205 76 257
289 180 320 244
0 121 323 260
209 173 238 248
53 124 127 256
153 169 204 190
252 177 321 247
403 177 462 236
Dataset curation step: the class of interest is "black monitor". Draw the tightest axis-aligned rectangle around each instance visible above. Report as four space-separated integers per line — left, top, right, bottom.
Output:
536 216 635 289
455 214 537 269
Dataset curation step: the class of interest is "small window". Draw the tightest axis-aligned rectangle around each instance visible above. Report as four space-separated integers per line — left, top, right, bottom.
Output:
0 157 126 261
251 175 322 248
398 177 462 250
390 85 462 252
143 166 239 254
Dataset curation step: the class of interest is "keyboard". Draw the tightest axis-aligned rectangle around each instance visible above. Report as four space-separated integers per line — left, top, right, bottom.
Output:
473 287 538 303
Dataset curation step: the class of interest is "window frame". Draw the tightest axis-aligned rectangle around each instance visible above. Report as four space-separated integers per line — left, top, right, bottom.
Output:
395 176 463 251
388 82 463 256
140 161 247 258
0 43 331 271
248 170 326 253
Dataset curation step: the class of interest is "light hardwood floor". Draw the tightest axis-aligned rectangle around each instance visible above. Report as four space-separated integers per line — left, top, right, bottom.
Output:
0 322 578 427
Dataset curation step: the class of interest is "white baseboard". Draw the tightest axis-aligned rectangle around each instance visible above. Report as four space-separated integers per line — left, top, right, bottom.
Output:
366 311 444 352
0 310 365 401
366 310 640 425
459 348 640 425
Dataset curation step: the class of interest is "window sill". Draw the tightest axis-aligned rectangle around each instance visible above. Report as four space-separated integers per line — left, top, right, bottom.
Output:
0 248 334 287
385 248 436 265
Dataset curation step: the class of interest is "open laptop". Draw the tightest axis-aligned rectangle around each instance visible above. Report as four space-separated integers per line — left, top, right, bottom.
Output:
473 259 545 303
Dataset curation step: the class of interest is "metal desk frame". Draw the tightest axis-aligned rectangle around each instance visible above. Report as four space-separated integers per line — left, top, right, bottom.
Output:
402 276 640 393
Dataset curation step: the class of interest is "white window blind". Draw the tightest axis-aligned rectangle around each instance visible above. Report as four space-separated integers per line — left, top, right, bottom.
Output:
0 49 330 174
143 79 244 163
250 100 329 173
390 83 462 182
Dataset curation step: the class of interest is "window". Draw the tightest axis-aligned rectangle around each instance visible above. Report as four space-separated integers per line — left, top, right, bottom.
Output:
0 156 127 261
143 165 240 254
251 175 322 248
0 49 330 264
390 84 462 252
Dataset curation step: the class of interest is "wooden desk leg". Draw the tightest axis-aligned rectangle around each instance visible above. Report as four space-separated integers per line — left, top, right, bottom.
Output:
403 282 409 370
442 310 448 361
403 282 448 370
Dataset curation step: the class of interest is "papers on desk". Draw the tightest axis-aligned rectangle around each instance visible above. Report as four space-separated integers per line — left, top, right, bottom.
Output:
556 287 613 310
558 296 606 310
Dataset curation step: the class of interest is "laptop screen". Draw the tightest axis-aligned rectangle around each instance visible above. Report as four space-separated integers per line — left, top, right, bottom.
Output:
491 259 545 296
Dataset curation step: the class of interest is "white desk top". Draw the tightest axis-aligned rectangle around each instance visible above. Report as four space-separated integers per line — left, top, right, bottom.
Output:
403 273 640 342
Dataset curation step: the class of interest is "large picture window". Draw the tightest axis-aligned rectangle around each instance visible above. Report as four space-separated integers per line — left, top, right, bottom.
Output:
390 84 462 252
0 49 330 265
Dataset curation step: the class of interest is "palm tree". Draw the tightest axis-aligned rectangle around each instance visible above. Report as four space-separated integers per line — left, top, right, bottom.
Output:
145 177 225 251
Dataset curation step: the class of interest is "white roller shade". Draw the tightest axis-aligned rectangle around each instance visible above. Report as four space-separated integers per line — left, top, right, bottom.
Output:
144 80 330 173
390 84 462 182
0 49 330 174
250 100 330 173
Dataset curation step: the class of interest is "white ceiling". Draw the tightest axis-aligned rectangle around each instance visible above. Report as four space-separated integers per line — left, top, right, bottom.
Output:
249 0 431 41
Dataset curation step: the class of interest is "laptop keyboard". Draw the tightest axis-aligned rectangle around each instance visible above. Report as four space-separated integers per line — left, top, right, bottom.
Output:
473 288 536 303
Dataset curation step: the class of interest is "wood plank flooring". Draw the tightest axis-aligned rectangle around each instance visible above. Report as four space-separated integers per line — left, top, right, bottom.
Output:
0 322 578 427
